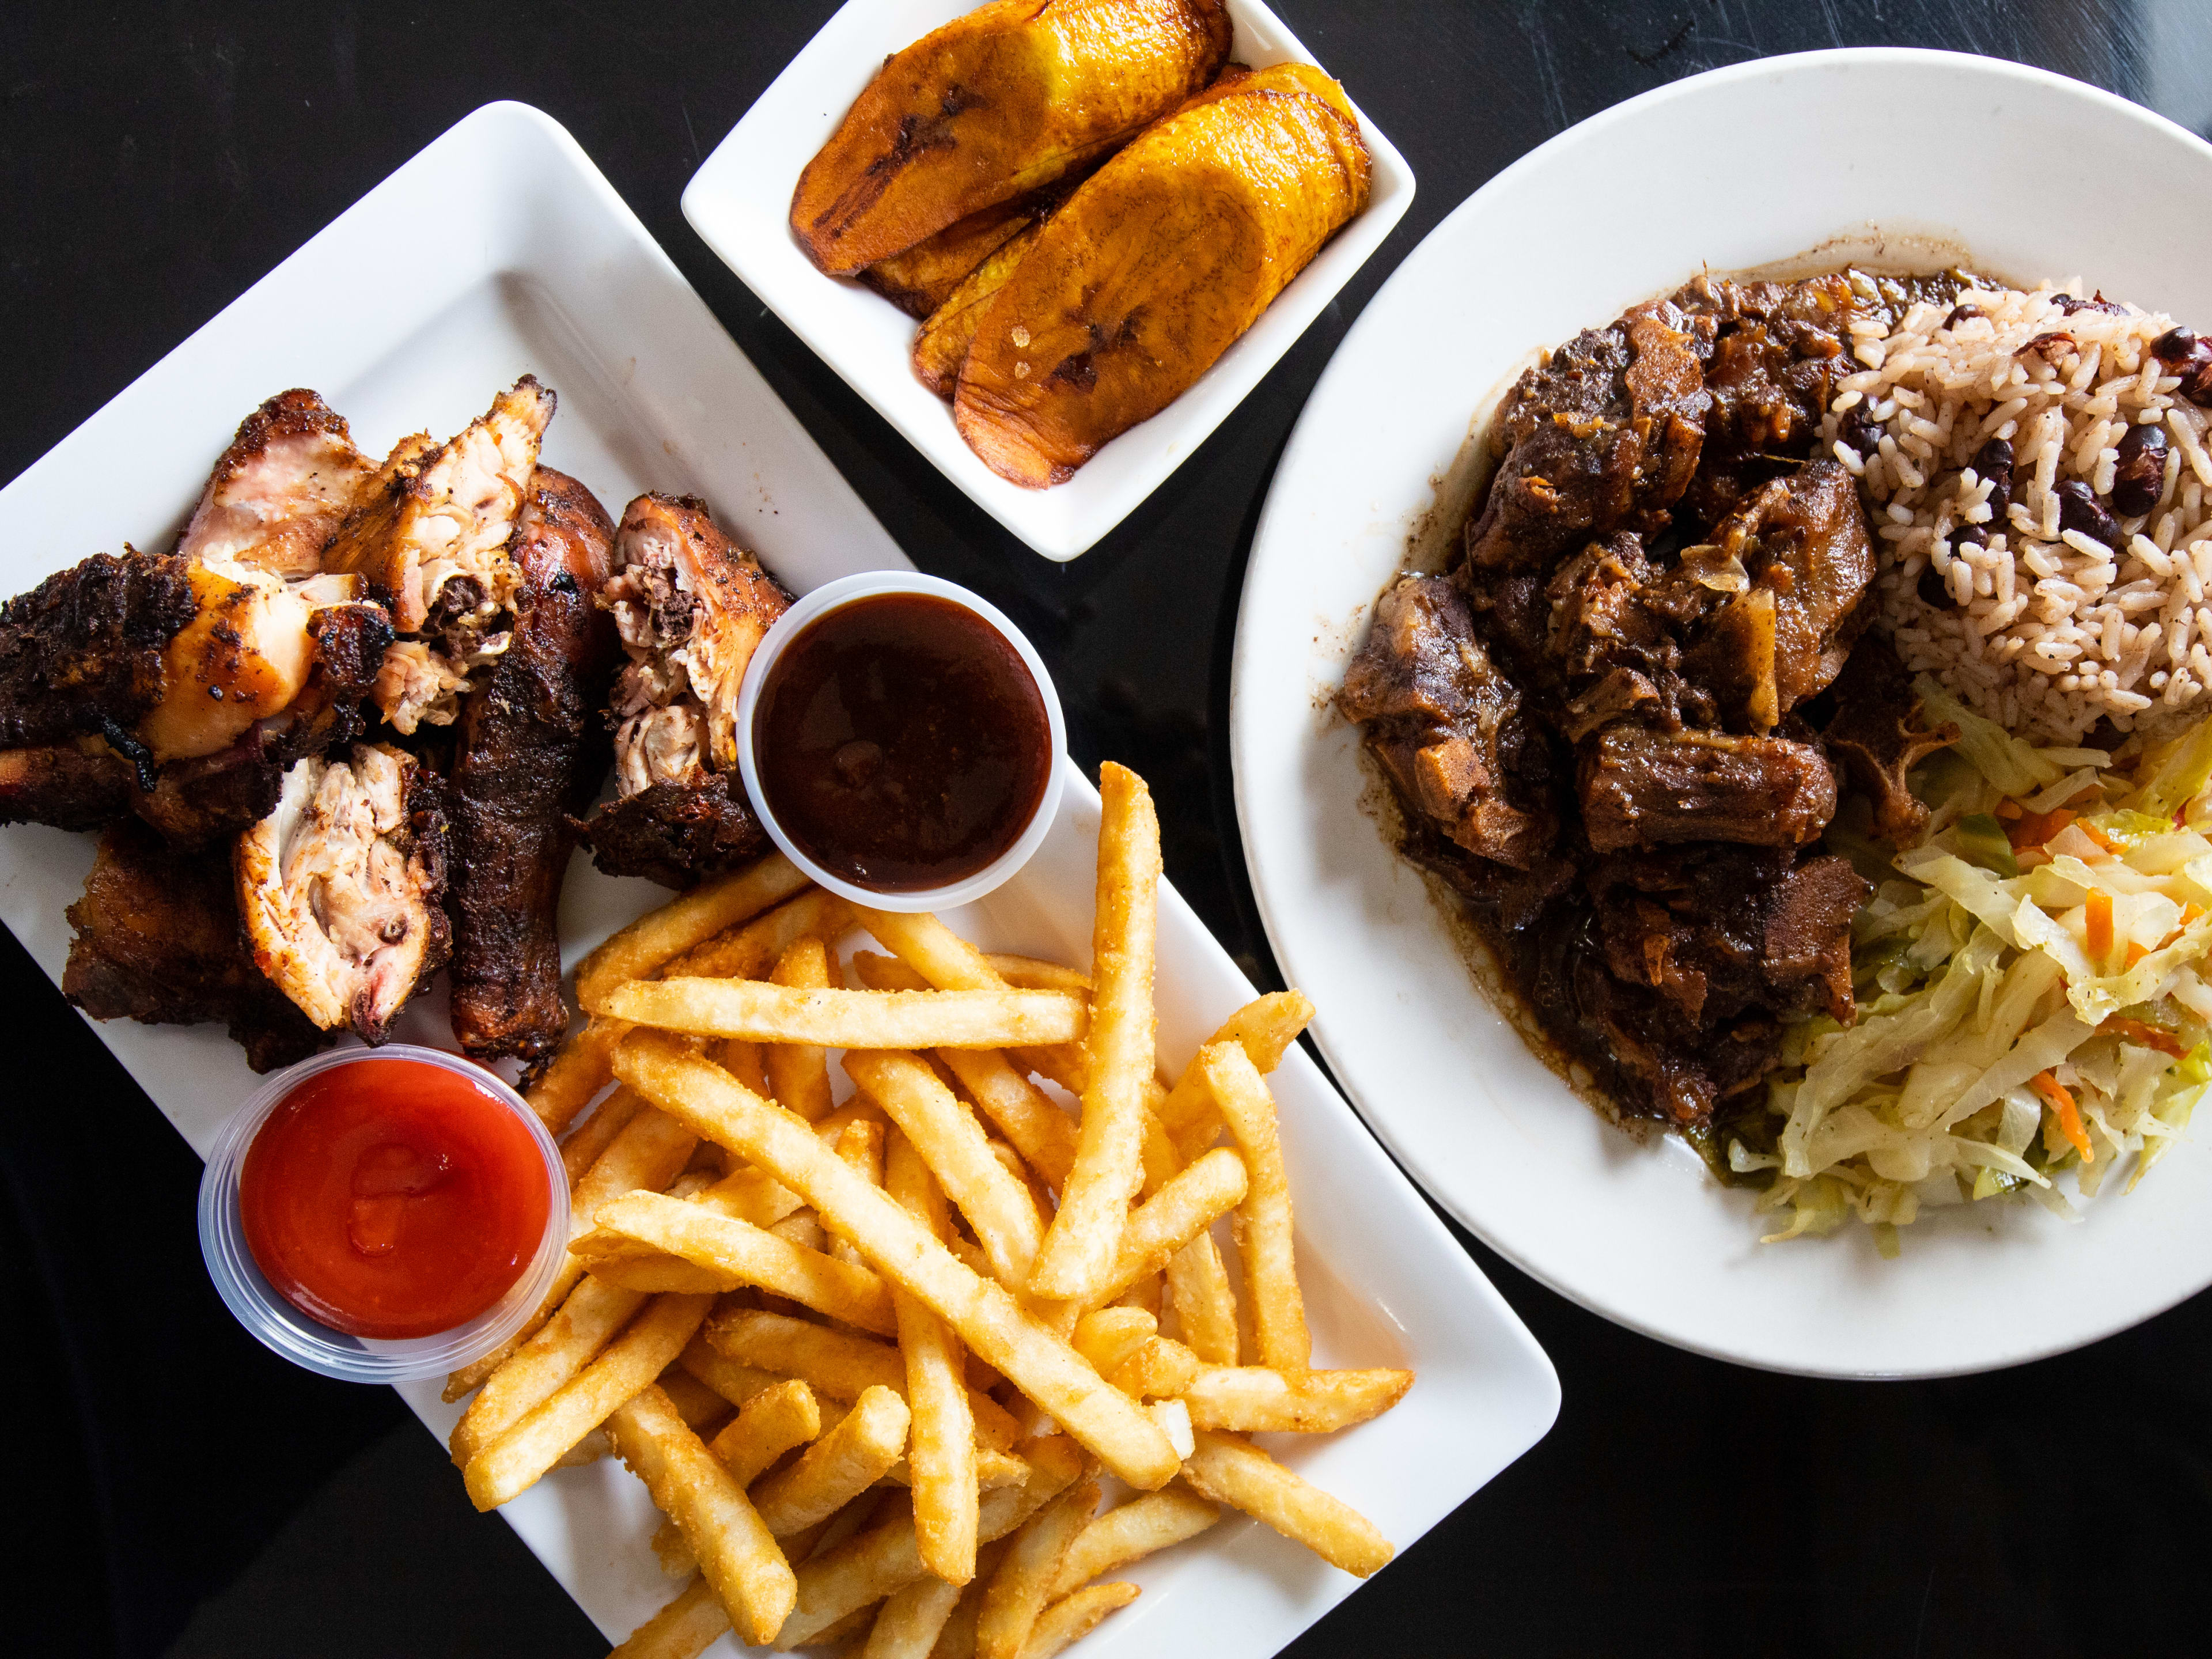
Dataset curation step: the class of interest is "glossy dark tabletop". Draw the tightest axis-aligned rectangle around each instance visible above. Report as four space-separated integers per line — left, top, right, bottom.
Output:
5 2 2207 1654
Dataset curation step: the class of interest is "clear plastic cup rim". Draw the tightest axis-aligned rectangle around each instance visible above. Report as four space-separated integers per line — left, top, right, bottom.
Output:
736 571 1069 912
197 1044 570 1384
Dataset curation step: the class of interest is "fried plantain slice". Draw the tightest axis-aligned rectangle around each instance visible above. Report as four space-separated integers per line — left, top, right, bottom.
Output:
790 0 1231 275
861 196 1042 319
913 221 1046 399
953 62 1370 487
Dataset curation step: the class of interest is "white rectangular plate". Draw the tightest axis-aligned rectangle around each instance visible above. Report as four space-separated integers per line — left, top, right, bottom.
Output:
681 0 1416 560
0 102 1551 1657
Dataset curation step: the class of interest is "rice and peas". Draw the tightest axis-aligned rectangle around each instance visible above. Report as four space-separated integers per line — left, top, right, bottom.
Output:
1742 274 2212 1249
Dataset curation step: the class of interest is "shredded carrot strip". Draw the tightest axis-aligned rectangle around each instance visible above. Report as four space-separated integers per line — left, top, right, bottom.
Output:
2085 890 2115 966
2077 821 2124 855
2126 942 2151 969
2005 806 2076 849
2033 1071 2094 1163
2099 1014 2188 1057
1995 800 2024 821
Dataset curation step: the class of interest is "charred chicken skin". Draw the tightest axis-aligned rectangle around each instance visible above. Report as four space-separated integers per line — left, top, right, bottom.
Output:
443 468 620 1061
1 389 395 843
577 494 789 887
1341 272 1910 1134
235 743 449 1044
65 818 329 1073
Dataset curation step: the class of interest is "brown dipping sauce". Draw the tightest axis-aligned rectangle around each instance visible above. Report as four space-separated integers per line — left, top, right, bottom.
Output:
753 592 1052 892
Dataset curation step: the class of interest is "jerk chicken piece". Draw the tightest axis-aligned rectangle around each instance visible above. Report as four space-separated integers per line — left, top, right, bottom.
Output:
1577 726 1837 852
2 389 395 843
1463 300 1709 572
1683 460 1876 732
323 377 555 734
64 819 329 1073
0 548 196 754
577 494 789 888
443 469 620 1061
235 743 449 1044
1339 574 1558 872
1671 274 1858 524
177 389 374 576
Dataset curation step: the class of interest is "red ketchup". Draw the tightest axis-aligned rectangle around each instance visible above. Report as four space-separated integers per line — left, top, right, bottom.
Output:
238 1057 551 1339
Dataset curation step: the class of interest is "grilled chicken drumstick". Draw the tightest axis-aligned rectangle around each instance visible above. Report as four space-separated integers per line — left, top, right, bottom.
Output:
575 493 790 888
443 468 620 1061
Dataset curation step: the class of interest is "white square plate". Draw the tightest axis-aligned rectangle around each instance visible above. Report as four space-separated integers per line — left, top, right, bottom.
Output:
0 101 1551 1656
680 0 1416 560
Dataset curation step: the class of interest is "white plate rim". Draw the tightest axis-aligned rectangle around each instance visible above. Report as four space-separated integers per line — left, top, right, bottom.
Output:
1231 46 2212 1380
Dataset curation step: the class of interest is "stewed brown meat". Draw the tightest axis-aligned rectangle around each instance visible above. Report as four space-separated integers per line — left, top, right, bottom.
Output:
1339 268 1930 1133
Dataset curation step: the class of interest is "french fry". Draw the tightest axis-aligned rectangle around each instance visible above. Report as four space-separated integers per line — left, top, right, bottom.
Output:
449 1275 647 1465
606 1384 796 1646
576 1191 897 1334
1045 1481 1222 1594
984 954 1091 993
862 1560 972 1659
1154 991 1316 1155
528 1015 629 1135
609 1575 725 1659
666 887 856 981
975 1477 1100 1659
1179 1430 1394 1578
706 1308 1021 1450
677 1337 783 1411
575 852 809 1010
853 907 1006 994
1070 1308 1155 1378
1107 1336 1199 1400
714 1037 771 1099
779 1439 1084 1649
695 1162 805 1230
1020 1582 1140 1659
658 1363 738 1435
622 1036 1179 1488
923 1539 1006 1659
1086 1147 1247 1309
1194 1043 1308 1371
827 1116 888 1268
553 1425 611 1468
607 979 1086 1048
753 1384 911 1536
707 1376 822 1486
462 1293 713 1510
847 1049 1047 1290
885 1126 982 1585
768 937 838 1121
1181 1366 1414 1433
931 1049 1080 1190
1164 1232 1239 1366
558 1083 644 1184
1027 764 1159 1302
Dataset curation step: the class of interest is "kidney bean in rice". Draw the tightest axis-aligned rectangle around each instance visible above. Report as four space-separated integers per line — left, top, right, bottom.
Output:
1823 274 2212 744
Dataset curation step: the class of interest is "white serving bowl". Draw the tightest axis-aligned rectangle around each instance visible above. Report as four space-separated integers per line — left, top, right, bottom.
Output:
1233 48 2212 1377
681 0 1415 560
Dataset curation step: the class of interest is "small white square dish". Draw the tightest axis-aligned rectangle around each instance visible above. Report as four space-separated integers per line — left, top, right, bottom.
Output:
680 0 1416 561
1 101 1551 1657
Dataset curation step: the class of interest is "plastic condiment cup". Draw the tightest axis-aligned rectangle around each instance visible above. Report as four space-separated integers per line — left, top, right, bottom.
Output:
197 1044 570 1384
735 571 1068 912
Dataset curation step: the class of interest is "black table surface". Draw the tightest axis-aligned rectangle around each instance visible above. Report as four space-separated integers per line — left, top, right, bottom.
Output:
6 2 2208 1654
